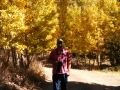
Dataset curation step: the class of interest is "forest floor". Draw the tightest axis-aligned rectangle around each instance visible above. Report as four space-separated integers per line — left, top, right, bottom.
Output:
41 66 120 90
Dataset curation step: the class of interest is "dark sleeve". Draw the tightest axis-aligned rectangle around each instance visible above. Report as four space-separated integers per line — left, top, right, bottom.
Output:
48 50 54 61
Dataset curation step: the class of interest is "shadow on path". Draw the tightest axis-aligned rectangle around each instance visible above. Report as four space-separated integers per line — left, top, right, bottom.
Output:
41 81 120 90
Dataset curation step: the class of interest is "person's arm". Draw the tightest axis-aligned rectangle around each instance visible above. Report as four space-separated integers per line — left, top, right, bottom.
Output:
67 60 71 76
47 50 57 65
67 52 72 76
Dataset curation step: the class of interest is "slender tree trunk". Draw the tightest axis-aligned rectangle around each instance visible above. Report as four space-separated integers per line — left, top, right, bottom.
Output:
5 49 10 67
96 54 101 69
25 49 30 70
0 47 10 70
11 47 17 68
19 54 24 68
24 34 30 71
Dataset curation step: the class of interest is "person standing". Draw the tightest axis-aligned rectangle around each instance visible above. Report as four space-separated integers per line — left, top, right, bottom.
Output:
48 38 72 90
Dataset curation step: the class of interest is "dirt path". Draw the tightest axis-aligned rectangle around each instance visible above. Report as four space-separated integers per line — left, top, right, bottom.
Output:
41 67 120 90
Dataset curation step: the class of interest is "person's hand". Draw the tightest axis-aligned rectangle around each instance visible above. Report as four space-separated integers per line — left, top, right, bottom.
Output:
66 71 70 76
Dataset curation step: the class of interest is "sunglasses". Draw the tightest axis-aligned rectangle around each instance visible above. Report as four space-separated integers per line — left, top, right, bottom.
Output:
57 41 63 44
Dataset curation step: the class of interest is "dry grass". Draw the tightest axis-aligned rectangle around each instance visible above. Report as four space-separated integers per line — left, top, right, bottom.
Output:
28 60 47 82
0 60 46 90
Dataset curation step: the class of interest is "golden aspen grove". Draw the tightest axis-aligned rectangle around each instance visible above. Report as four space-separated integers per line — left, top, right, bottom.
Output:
0 0 120 89
0 0 120 67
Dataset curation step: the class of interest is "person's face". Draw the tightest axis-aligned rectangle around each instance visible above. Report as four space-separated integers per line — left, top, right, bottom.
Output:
57 41 63 49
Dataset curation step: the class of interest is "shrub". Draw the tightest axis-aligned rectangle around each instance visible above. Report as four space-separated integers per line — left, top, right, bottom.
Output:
27 60 47 83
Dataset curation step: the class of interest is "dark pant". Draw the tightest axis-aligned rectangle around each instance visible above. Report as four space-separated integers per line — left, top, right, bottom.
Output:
52 74 68 90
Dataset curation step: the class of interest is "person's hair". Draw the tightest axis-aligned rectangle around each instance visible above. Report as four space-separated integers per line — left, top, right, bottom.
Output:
57 38 64 43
